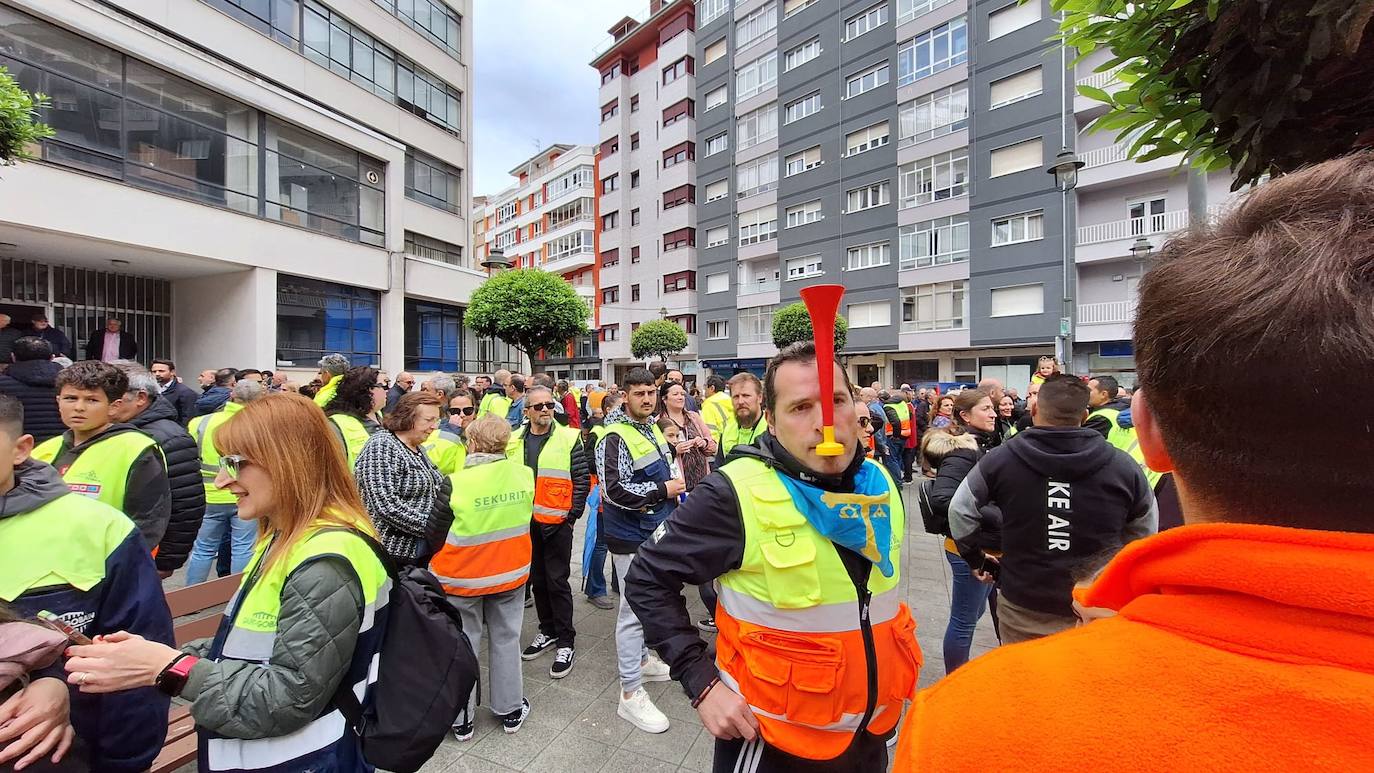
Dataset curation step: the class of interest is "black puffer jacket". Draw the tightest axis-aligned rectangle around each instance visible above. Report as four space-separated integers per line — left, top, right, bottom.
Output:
0 359 63 443
130 395 207 571
928 435 1000 554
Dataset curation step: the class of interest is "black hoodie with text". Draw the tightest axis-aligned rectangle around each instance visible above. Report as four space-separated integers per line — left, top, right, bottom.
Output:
949 426 1157 617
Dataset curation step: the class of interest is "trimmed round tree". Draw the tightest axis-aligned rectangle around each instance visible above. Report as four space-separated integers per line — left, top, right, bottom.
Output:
0 67 53 166
772 301 848 351
630 319 689 362
465 268 590 363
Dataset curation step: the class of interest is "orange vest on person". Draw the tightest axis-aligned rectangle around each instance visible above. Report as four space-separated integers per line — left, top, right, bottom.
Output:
429 457 535 597
894 523 1374 772
716 457 921 761
508 424 581 524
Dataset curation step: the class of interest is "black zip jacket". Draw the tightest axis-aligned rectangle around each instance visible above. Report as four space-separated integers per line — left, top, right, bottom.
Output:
129 395 208 571
0 359 63 443
950 426 1157 616
626 435 893 766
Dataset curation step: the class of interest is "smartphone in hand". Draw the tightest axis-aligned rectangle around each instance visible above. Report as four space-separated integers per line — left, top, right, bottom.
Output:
36 610 93 645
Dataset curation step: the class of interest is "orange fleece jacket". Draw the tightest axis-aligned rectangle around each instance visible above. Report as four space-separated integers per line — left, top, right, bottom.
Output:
895 523 1374 771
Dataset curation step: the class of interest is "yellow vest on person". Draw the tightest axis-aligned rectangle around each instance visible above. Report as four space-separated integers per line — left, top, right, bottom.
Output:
478 392 513 421
313 374 342 408
0 490 135 602
714 457 922 761
189 402 245 506
327 414 373 469
429 458 535 597
32 430 163 515
423 428 467 476
1087 407 1163 487
702 391 733 443
720 417 768 459
508 424 581 524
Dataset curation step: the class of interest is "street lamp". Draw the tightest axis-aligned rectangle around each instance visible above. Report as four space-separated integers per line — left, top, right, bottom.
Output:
481 246 513 272
1046 148 1085 369
1130 237 1154 260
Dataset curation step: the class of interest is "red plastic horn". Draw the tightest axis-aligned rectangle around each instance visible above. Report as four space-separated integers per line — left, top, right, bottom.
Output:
799 284 846 456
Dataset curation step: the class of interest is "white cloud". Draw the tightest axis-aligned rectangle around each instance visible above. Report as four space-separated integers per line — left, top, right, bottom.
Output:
471 0 645 197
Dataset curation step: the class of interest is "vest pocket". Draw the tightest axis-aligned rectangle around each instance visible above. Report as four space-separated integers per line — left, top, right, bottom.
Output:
885 604 922 702
757 535 821 608
740 631 844 725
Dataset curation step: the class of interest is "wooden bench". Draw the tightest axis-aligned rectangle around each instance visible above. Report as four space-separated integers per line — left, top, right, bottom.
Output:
149 574 241 773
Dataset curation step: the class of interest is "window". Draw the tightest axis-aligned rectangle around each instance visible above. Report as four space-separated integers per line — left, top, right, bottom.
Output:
705 37 728 65
783 0 816 16
847 242 891 270
631 208 642 224
784 38 821 71
844 3 889 40
698 0 730 25
848 300 891 328
663 270 697 292
736 51 777 101
898 18 968 86
739 206 778 245
736 4 777 49
662 99 694 127
494 228 519 250
600 63 618 85
395 57 463 135
671 314 697 334
846 122 890 156
547 197 594 228
631 170 640 188
707 320 730 339
602 173 618 193
736 154 778 197
845 62 890 98
600 136 619 156
602 211 618 230
547 165 593 200
547 230 594 260
738 305 776 343
705 85 728 110
663 185 694 209
601 325 620 342
785 146 822 175
373 0 462 58
705 226 730 247
705 179 729 202
785 200 823 228
405 231 464 266
900 216 969 269
902 281 967 331
899 85 969 146
631 246 640 262
786 254 824 279
991 211 1044 245
278 275 380 365
990 138 1042 177
663 228 695 251
737 102 778 150
663 141 694 167
496 200 519 224
706 273 729 293
631 94 639 111
600 248 619 267
847 181 891 212
899 151 970 207
898 0 956 23
602 286 620 304
601 99 619 121
1129 196 1168 234
784 91 822 123
631 284 641 302
990 283 1044 317
405 150 461 216
630 132 641 149
989 0 1042 39
663 56 693 84
990 67 1043 108
705 133 729 156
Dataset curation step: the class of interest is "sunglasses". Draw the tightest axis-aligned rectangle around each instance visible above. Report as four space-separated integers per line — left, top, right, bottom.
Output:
372 382 388 390
528 401 558 412
858 416 873 428
451 406 476 416
219 454 249 481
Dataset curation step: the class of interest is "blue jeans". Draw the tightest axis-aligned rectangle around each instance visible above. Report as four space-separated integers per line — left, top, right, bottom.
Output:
185 504 258 584
584 535 610 597
943 550 996 674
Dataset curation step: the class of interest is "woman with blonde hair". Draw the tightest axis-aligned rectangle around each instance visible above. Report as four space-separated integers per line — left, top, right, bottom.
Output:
63 393 390 773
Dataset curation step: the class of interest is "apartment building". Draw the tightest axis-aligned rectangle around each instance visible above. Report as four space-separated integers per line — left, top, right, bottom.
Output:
0 0 518 378
694 0 1243 389
590 0 700 384
472 144 601 381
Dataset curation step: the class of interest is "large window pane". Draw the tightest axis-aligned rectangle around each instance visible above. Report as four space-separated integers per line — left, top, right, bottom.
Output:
277 275 381 366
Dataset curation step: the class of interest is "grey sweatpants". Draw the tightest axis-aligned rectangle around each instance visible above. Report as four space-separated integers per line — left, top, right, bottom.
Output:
448 586 525 718
611 552 648 694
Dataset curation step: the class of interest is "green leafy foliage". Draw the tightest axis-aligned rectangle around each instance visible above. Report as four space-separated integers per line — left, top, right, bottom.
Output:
1056 0 1374 188
0 67 53 166
466 269 590 361
771 302 848 351
630 319 689 361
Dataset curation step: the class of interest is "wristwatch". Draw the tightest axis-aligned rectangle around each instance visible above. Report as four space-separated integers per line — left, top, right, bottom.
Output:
155 654 199 697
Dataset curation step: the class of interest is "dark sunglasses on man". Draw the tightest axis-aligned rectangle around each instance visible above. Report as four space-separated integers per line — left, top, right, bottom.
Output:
527 401 558 412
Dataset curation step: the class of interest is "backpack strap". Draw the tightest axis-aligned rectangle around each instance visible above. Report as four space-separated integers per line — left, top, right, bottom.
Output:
321 527 396 734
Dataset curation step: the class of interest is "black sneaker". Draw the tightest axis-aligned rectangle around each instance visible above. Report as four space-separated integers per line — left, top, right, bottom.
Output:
697 617 717 633
451 721 474 742
501 698 531 734
522 633 557 660
550 647 575 679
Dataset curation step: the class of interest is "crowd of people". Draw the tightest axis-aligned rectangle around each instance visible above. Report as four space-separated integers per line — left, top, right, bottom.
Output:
0 155 1372 771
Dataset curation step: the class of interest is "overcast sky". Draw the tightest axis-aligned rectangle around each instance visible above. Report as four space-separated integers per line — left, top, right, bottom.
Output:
470 0 644 197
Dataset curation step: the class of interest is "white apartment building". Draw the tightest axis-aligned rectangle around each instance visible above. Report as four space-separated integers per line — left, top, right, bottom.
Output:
590 0 699 383
472 143 601 381
0 0 516 379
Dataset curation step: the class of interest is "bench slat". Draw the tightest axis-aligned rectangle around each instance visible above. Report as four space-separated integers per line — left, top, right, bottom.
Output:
174 616 224 647
165 573 242 617
149 732 198 773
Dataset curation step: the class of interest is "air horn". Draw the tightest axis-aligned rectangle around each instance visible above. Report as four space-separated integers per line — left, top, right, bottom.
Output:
798 283 846 457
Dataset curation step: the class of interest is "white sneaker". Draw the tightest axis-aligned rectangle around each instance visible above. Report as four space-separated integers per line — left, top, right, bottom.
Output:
640 652 671 682
617 687 670 734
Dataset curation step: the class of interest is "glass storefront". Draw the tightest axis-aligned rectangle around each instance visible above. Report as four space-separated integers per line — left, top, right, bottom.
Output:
276 275 380 367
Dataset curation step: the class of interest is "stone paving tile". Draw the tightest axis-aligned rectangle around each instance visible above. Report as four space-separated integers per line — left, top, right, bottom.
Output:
616 716 705 767
525 733 615 771
601 747 681 773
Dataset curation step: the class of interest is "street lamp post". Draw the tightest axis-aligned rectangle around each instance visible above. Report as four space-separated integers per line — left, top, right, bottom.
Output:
480 246 513 272
1046 147 1084 370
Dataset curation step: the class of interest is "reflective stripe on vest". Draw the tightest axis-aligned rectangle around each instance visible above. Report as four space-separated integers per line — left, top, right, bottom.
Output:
191 402 245 505
32 431 162 514
430 459 535 597
884 401 911 437
601 422 672 474
1088 408 1162 487
328 414 372 469
715 457 922 761
510 425 581 523
0 492 134 602
205 526 389 772
423 428 467 476
702 392 733 438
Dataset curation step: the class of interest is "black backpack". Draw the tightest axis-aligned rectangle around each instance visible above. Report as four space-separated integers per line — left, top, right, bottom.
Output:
916 477 948 536
332 531 479 773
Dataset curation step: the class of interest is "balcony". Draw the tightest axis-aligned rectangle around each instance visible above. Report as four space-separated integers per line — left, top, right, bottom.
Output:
1074 60 1132 115
1076 210 1188 263
1076 300 1135 343
1076 138 1183 188
736 278 779 309
545 182 593 205
543 246 596 274
572 284 596 299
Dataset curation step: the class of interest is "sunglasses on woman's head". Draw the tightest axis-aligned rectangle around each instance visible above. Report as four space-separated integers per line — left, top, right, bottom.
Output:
219 454 249 480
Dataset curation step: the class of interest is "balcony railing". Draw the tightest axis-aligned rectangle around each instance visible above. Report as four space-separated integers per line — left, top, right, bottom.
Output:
1076 63 1128 90
738 331 772 344
1079 300 1136 325
738 279 780 295
1078 140 1133 169
1078 210 1189 246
